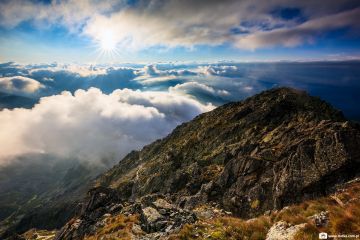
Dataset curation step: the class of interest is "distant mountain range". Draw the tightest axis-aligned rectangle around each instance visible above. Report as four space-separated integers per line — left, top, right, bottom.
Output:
0 156 107 238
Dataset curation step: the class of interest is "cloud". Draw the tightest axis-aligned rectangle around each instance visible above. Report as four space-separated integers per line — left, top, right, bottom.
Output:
0 0 120 31
0 62 29 77
169 82 230 103
79 0 360 49
0 76 43 94
134 65 197 87
198 65 242 78
142 64 197 77
0 87 213 165
82 1 267 49
235 7 360 49
1 0 359 50
143 65 160 77
25 64 140 94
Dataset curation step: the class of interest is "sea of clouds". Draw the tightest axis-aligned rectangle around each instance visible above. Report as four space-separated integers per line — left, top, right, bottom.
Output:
0 61 359 167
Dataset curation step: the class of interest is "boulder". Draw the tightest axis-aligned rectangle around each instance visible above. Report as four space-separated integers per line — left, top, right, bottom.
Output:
308 211 329 227
153 199 175 210
141 207 163 224
266 221 306 240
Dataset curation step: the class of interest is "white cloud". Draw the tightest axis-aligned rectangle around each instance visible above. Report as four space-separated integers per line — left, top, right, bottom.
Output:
134 64 197 85
198 65 240 77
0 76 43 94
0 87 213 165
143 65 160 76
0 0 121 31
27 64 109 77
169 82 230 98
141 64 197 77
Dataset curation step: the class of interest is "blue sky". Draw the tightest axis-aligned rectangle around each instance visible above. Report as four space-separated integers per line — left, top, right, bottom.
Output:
0 0 360 63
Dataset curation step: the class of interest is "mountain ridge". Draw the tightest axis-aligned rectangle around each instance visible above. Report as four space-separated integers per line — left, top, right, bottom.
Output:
51 87 360 239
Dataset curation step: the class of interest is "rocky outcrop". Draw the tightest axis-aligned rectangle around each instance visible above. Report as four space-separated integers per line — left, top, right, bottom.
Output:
55 195 197 240
55 187 121 240
56 87 360 239
308 211 329 227
265 221 306 240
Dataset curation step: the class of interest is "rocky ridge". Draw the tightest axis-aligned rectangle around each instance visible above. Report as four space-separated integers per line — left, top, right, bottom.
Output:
56 190 200 239
53 87 360 239
50 177 360 240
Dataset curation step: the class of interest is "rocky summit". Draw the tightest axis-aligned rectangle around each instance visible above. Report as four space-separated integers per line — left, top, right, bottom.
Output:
26 87 360 239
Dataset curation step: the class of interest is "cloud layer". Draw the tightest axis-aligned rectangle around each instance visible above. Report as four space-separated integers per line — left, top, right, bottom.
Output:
1 60 360 166
0 87 212 165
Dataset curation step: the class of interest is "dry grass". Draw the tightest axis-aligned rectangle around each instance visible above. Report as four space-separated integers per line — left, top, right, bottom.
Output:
169 215 271 240
293 223 319 240
22 229 57 240
171 180 360 240
84 214 139 240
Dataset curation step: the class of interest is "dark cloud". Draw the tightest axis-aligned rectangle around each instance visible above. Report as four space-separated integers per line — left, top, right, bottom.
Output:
236 7 360 49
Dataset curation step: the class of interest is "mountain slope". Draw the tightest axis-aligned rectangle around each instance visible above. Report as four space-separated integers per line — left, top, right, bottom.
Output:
95 88 359 214
170 177 360 240
55 88 360 239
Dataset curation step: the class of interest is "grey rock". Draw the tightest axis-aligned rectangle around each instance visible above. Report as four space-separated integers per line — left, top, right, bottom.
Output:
194 209 214 219
154 221 168 231
153 199 175 210
308 211 329 227
132 224 144 235
141 207 163 224
266 221 306 240
158 209 167 215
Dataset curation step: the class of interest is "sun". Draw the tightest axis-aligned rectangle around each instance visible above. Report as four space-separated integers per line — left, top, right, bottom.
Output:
92 28 120 60
99 30 117 52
